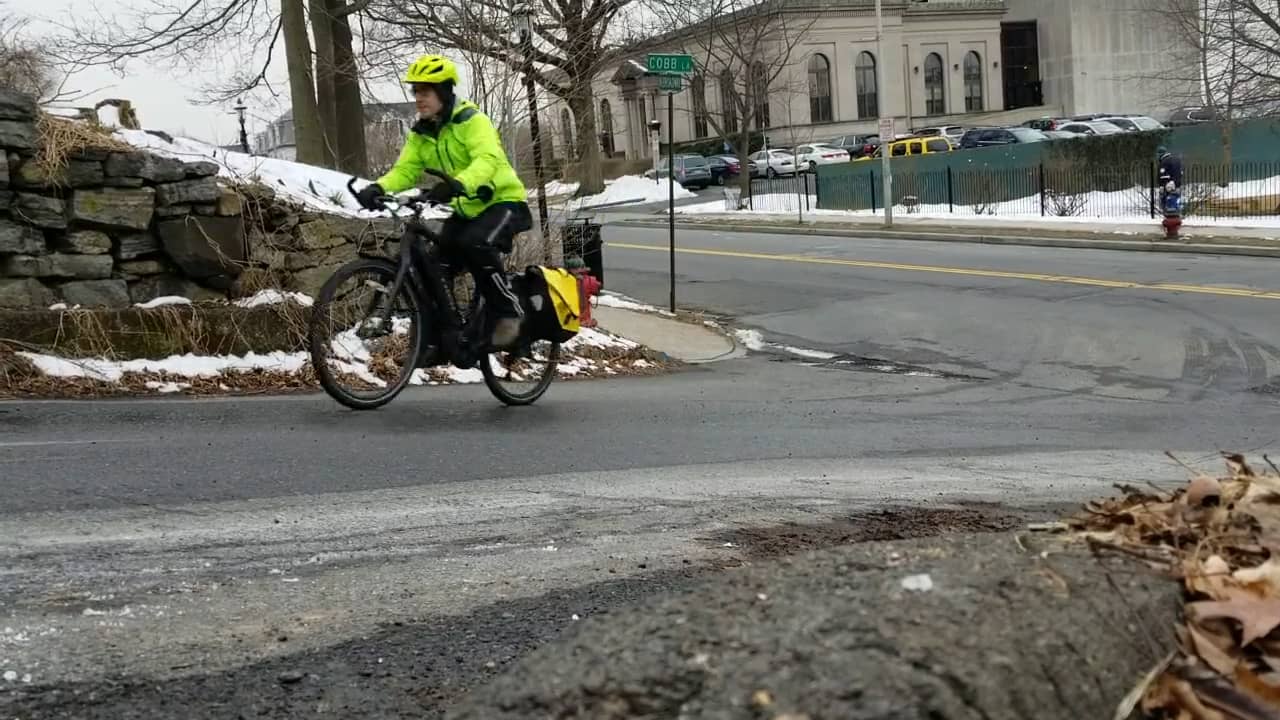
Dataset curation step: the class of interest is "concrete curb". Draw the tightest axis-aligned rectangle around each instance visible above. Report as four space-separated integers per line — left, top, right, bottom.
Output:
615 219 1280 259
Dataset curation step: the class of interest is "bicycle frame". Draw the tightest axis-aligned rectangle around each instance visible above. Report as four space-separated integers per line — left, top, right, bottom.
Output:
367 209 491 370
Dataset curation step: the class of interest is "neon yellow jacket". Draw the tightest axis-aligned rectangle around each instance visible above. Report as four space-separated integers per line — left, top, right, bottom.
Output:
376 100 527 219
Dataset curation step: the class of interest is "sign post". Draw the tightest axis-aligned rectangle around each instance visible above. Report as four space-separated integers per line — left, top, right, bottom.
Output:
647 53 693 313
874 0 893 227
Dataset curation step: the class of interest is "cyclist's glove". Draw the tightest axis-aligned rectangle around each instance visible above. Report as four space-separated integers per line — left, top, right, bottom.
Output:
425 178 465 206
355 183 384 210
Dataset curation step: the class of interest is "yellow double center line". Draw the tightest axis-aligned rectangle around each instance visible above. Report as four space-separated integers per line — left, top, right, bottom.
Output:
607 241 1280 301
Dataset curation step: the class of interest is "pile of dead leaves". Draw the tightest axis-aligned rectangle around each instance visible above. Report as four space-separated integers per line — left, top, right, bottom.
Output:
1066 452 1280 719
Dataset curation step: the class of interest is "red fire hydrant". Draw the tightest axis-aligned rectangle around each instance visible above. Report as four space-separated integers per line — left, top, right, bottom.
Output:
565 256 602 328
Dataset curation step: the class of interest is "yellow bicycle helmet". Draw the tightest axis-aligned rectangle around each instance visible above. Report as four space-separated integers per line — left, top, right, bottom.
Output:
404 54 459 85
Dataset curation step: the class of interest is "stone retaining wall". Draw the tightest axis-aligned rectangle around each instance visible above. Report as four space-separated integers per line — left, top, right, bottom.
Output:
0 88 396 309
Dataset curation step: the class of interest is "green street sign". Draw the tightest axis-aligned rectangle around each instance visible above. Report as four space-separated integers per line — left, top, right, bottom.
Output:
658 75 683 93
647 53 694 75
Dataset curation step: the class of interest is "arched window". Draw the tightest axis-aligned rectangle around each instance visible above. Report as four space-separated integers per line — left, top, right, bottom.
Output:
807 53 833 123
855 51 878 118
691 75 709 138
924 53 945 116
559 108 574 158
719 70 738 133
599 99 615 157
963 51 983 112
750 62 770 129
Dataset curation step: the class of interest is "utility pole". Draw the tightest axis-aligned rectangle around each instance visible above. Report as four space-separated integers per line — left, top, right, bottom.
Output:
233 99 249 154
875 0 893 226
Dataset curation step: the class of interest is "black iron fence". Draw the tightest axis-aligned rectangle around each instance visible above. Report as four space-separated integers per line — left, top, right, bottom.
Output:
815 161 1280 220
718 173 817 213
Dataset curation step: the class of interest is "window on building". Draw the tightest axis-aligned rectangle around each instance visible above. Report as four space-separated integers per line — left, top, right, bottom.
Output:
719 70 738 133
924 53 945 116
751 62 770 129
560 108 574 158
963 51 984 112
600 99 615 157
691 75 709 138
855 51 878 118
807 53 833 123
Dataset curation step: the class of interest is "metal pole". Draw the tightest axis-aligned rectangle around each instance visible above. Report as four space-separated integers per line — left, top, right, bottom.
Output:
876 0 893 226
668 91 676 314
523 34 550 250
234 100 249 154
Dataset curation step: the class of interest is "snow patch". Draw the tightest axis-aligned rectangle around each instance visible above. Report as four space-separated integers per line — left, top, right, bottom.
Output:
732 329 768 351
134 296 192 309
234 289 315 308
145 380 191 394
569 175 695 210
900 573 934 592
17 351 309 381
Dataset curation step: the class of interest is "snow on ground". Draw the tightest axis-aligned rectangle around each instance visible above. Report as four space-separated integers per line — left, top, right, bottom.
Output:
732 328 836 360
134 296 192 309
18 350 309 382
530 180 581 199
565 175 696 211
233 289 316 308
677 183 1280 229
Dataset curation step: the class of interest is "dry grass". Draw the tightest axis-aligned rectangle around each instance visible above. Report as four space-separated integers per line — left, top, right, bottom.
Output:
32 113 131 183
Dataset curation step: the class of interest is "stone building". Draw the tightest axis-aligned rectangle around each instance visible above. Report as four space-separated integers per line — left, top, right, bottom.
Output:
544 0 1194 160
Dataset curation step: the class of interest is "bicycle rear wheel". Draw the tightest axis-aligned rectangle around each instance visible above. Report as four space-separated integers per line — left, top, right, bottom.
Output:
481 339 560 406
308 258 424 410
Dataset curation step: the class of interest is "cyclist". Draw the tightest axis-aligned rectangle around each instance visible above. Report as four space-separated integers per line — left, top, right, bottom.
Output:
355 54 533 348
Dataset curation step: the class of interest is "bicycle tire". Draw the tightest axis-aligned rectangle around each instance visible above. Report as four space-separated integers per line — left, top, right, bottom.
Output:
481 341 561 406
308 257 424 410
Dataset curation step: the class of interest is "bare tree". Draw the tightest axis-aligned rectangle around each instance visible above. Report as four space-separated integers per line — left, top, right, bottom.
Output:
0 4 72 103
1140 0 1280 121
366 0 642 195
642 0 819 199
51 0 370 172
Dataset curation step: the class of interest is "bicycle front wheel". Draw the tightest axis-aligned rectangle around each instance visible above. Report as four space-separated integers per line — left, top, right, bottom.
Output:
308 258 424 410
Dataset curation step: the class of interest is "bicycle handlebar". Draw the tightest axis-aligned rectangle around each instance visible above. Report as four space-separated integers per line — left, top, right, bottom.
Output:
346 166 478 213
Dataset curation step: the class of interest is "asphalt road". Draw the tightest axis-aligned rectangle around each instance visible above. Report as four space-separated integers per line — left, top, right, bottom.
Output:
6 222 1280 716
602 223 1280 401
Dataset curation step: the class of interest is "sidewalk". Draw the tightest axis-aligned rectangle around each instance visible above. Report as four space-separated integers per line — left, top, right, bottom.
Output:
618 212 1280 258
592 305 742 364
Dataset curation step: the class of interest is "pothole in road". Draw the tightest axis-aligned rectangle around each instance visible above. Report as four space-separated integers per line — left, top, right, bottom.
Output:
772 353 985 381
710 505 1024 560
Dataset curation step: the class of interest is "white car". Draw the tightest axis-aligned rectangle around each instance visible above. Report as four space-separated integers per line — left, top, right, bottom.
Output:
1056 120 1124 136
793 144 850 172
1098 115 1166 132
749 149 799 178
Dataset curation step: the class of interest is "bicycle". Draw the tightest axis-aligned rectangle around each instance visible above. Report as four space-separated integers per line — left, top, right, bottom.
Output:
306 170 560 410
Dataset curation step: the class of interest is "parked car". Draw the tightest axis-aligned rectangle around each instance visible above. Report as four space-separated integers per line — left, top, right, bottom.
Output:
1165 106 1220 126
830 133 881 158
653 154 714 189
958 127 1049 149
913 125 966 142
1022 117 1068 131
855 136 953 161
793 143 850 172
1042 130 1078 140
706 155 744 185
1102 115 1166 131
750 149 800 178
1055 120 1125 136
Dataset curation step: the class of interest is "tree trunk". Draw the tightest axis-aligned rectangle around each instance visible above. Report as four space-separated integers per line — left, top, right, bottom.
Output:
329 0 368 177
568 79 603 195
280 0 325 166
308 0 339 168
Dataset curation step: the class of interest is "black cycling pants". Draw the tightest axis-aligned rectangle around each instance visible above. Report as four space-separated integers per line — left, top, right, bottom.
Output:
439 201 533 319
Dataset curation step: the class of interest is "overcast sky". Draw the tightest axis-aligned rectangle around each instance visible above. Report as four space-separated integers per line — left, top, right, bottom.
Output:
24 0 420 145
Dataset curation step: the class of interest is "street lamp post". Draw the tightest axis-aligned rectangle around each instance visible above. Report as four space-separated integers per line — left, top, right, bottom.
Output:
233 99 249 154
514 3 550 251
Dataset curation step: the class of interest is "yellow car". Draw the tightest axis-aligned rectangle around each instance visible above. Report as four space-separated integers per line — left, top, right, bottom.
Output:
855 136 954 160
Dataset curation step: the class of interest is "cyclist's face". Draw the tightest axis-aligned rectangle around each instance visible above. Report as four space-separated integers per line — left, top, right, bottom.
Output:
413 84 443 118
